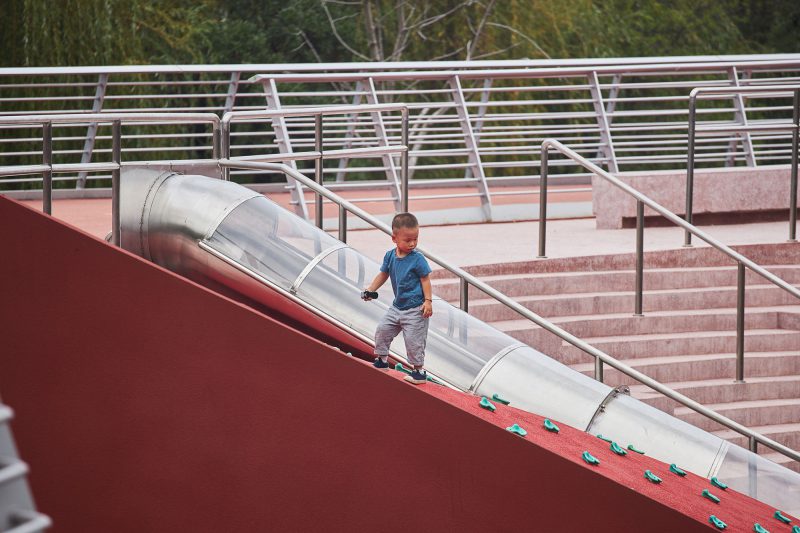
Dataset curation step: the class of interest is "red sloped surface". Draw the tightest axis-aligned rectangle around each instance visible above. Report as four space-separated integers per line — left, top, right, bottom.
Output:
0 194 793 532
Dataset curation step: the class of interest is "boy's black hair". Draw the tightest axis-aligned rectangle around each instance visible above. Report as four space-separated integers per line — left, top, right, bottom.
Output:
391 212 419 231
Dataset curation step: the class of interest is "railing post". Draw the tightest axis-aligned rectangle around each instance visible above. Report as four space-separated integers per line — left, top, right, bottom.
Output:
537 145 549 258
221 119 231 181
685 97 697 247
338 205 347 243
211 122 221 162
111 120 122 247
748 435 758 499
401 108 410 213
314 113 324 229
459 277 469 313
42 122 52 215
790 88 799 242
634 200 644 316
594 358 604 383
735 262 746 383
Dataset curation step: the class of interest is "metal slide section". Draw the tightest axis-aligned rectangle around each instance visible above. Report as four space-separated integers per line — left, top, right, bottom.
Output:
0 402 51 532
119 168 800 514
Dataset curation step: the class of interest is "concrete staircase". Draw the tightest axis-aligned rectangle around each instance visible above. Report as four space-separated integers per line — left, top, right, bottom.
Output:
0 401 50 532
432 242 800 471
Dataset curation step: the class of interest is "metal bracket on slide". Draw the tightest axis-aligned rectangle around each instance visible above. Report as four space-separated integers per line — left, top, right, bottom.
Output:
584 385 630 433
290 244 349 294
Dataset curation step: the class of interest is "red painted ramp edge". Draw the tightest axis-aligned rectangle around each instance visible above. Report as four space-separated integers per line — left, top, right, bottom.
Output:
0 195 792 532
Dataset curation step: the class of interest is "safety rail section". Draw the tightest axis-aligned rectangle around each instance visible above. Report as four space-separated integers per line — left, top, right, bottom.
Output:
0 107 411 246
218 157 800 466
538 138 800 415
3 55 800 221
685 85 800 244
0 403 51 532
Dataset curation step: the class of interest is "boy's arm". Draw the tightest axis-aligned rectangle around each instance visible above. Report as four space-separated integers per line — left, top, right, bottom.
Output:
363 271 389 300
421 274 433 318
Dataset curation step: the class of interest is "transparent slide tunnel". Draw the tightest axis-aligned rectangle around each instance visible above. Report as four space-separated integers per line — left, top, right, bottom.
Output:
120 168 800 514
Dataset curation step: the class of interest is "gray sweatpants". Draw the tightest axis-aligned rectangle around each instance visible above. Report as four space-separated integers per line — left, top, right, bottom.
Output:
374 304 429 367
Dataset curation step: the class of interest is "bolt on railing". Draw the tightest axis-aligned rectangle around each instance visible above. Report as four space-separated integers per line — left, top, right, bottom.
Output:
685 85 800 246
538 139 800 387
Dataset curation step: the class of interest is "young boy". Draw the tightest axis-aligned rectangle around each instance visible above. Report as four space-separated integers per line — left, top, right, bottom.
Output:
362 212 433 385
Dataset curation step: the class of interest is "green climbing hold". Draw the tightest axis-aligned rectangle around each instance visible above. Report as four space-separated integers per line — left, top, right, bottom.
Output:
506 424 527 437
394 363 411 375
627 444 645 454
479 396 497 412
753 524 770 533
543 419 560 433
774 510 791 524
791 526 800 533
709 515 727 530
644 470 662 484
596 434 613 442
669 464 687 477
710 477 728 490
609 441 627 456
702 489 721 504
492 393 511 405
582 451 600 466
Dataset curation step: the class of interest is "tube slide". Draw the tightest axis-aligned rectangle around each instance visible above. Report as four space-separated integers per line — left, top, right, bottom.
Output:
120 167 800 514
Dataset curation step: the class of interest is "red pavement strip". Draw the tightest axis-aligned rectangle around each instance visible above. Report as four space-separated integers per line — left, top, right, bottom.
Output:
363 358 796 533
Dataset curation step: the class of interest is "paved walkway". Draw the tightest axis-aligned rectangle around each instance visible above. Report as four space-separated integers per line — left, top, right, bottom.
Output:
19 196 795 270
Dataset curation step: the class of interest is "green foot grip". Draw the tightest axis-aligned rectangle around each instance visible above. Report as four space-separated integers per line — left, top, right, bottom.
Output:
774 510 791 524
492 393 511 405
394 363 411 375
669 464 687 476
627 444 645 454
596 434 613 442
753 524 770 533
426 375 444 385
709 515 727 530
582 451 600 466
710 477 728 490
543 419 560 433
610 441 627 456
791 526 800 533
644 470 662 484
506 424 527 437
702 489 720 504
479 396 497 412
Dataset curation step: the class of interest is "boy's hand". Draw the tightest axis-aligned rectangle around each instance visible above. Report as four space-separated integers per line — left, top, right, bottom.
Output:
422 300 433 318
362 290 378 301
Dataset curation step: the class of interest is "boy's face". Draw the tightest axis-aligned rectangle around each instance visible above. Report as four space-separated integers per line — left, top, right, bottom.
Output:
392 226 419 255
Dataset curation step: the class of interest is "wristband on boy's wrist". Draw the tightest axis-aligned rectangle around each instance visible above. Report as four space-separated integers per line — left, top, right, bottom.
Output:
424 298 432 301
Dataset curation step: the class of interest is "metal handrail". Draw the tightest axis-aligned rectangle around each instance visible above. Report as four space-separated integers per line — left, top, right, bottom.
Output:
538 139 800 456
686 85 800 244
0 112 222 245
221 104 410 219
220 157 800 464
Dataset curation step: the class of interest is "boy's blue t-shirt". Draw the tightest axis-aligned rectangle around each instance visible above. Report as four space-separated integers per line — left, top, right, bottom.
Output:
380 249 432 310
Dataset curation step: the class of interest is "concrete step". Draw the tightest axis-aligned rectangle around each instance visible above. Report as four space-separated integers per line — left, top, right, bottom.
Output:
557 329 800 365
713 422 800 456
760 451 800 473
433 265 800 300
571 351 800 387
674 398 800 433
493 307 800 343
629 376 800 410
466 284 799 321
431 241 800 279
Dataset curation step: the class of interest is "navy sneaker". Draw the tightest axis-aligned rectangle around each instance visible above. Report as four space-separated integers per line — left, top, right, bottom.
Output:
404 369 427 385
373 357 389 370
